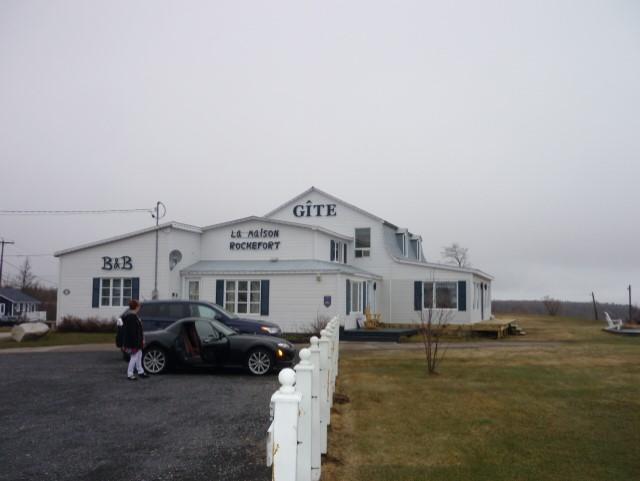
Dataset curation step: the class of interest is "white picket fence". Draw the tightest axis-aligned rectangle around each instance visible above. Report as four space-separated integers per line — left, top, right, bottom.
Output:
267 316 340 481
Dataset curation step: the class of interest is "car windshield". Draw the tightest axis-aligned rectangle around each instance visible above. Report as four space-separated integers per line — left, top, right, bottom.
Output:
209 318 237 337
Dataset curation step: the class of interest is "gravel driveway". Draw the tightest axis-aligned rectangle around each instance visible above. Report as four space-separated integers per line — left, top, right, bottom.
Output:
0 348 279 481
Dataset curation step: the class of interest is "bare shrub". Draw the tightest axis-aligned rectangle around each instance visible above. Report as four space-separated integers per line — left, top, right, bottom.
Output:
57 316 118 333
302 312 331 337
542 296 563 316
417 307 454 375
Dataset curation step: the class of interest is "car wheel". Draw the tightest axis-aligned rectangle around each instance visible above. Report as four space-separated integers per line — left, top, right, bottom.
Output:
247 348 273 376
143 346 168 374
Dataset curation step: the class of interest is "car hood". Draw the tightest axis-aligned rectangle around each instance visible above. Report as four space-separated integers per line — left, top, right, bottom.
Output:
228 332 294 348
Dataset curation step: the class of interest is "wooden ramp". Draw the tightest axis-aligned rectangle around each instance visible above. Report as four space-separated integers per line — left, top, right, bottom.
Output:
453 319 524 339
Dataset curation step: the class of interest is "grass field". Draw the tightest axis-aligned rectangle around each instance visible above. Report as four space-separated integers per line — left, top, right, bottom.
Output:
322 315 640 481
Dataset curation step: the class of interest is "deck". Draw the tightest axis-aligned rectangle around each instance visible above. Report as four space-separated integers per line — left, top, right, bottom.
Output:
339 319 523 343
458 318 523 339
340 326 419 343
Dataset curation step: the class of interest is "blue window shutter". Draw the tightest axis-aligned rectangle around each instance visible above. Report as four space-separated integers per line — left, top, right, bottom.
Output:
216 280 224 306
458 281 467 311
414 281 422 311
343 244 347 264
330 240 335 261
363 284 368 309
132 278 140 300
346 280 351 315
92 278 100 308
260 280 270 316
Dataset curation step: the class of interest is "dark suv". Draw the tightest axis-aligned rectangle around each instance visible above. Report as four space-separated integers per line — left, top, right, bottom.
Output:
120 300 283 337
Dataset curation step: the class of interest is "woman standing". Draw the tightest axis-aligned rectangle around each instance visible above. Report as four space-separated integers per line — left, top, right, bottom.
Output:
122 299 148 380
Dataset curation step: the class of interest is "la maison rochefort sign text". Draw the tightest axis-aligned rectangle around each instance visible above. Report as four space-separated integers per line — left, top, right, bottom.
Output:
230 229 281 250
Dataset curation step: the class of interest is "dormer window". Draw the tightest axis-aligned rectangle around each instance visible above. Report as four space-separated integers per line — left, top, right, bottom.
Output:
396 229 408 257
410 236 422 261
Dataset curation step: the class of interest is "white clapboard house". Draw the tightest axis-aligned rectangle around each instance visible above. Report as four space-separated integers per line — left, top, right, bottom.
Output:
55 187 493 332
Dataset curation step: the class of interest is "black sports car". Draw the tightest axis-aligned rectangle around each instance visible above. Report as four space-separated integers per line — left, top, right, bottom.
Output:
141 317 296 376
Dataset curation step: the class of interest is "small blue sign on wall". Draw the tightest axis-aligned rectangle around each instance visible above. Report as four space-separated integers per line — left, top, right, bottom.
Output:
324 296 332 308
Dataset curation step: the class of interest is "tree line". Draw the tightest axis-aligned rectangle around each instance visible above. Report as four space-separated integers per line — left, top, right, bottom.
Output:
492 298 640 324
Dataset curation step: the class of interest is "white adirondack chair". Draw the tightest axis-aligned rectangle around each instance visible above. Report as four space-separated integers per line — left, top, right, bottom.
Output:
604 311 623 330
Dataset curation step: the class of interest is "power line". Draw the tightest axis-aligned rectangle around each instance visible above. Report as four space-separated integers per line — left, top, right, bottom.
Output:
0 208 153 215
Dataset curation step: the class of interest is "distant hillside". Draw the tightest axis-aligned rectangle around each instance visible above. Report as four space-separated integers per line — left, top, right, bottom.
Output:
492 299 639 324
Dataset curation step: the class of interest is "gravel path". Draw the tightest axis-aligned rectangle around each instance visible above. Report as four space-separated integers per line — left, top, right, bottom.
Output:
0 349 278 481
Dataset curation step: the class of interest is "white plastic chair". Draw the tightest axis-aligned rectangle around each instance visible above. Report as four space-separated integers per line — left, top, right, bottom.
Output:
604 311 623 330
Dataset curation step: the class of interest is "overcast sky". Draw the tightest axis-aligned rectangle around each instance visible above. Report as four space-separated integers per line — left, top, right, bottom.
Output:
1 1 639 305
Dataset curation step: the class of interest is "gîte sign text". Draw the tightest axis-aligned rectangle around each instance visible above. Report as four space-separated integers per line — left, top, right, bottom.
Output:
293 201 337 217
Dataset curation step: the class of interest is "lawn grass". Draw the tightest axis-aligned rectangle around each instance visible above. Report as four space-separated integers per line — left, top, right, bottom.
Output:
0 329 114 349
322 315 640 481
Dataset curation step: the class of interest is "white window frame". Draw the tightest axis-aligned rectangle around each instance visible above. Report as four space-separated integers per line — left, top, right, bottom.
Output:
224 280 262 315
188 280 200 301
100 278 133 307
423 281 458 310
355 228 371 258
350 280 365 313
332 240 346 263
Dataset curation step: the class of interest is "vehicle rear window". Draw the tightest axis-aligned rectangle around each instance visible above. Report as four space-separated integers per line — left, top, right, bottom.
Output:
139 304 159 317
190 304 217 320
162 303 186 320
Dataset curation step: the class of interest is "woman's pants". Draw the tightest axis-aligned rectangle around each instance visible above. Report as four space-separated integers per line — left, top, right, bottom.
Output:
127 350 144 377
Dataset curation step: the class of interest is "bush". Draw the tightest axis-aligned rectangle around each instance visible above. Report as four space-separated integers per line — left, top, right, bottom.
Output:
57 316 118 333
302 313 331 338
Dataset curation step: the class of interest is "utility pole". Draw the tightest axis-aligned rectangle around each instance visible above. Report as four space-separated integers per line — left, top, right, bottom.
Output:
629 285 632 324
151 202 165 300
0 239 15 288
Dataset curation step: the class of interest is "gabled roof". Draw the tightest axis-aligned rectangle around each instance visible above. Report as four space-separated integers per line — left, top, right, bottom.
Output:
54 222 202 257
0 288 40 304
201 215 352 240
265 186 397 228
181 259 382 279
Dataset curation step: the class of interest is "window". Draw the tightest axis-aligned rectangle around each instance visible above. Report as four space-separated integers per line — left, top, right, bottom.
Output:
100 278 133 307
330 240 347 263
224 280 262 314
411 237 422 261
423 281 458 309
396 231 408 256
355 228 371 258
350 281 365 313
188 280 200 300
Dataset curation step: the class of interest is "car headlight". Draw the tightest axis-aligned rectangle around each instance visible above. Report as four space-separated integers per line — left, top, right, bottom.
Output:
261 326 281 334
277 342 292 349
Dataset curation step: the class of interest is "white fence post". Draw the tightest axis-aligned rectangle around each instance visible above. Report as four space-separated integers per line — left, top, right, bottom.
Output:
294 348 313 481
267 316 341 481
318 330 331 453
309 336 322 480
268 368 302 481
